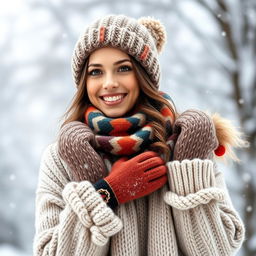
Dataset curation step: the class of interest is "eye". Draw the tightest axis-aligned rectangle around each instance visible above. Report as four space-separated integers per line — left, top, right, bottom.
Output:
118 65 132 72
88 69 102 76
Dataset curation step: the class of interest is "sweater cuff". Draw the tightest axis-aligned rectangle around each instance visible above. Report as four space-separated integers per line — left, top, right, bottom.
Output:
167 159 216 196
62 181 123 246
164 159 225 210
93 179 119 210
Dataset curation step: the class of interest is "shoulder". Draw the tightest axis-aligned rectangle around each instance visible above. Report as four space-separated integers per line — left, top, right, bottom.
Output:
40 142 57 160
38 142 72 187
40 142 61 168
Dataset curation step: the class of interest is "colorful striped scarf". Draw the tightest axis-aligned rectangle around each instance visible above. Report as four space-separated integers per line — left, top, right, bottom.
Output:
84 92 174 156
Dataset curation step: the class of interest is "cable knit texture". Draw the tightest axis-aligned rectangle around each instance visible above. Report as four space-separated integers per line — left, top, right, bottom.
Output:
34 142 245 255
173 109 218 160
62 181 122 246
58 92 174 183
164 159 226 210
58 121 107 183
72 15 166 89
34 109 245 255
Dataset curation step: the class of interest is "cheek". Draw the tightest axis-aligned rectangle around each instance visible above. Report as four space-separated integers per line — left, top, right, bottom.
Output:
130 80 140 98
124 76 139 91
86 82 97 100
133 89 140 104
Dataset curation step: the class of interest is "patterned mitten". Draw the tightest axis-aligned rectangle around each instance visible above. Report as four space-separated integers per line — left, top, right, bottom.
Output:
58 121 107 182
94 151 167 209
172 110 218 161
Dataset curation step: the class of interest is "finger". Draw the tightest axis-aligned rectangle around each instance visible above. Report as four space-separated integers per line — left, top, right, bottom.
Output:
142 156 165 170
146 166 167 181
134 151 158 163
149 174 168 189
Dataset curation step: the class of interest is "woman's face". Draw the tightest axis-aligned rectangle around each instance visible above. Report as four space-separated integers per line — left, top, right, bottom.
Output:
86 47 140 118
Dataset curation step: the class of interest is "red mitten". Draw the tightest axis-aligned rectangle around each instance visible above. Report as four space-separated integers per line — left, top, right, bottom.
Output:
94 151 167 209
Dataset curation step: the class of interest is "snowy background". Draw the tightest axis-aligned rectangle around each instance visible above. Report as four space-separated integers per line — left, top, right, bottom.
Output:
0 0 255 255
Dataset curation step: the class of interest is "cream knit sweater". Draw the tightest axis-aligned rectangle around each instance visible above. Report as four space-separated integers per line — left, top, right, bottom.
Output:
33 142 245 256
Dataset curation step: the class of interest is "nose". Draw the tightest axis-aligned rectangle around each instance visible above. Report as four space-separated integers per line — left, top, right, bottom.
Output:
103 73 119 90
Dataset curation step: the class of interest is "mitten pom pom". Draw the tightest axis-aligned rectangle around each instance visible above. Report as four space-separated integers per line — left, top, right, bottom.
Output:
214 145 226 156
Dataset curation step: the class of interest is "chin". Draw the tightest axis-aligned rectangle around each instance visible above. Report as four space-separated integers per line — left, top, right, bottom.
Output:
103 109 127 118
104 112 124 118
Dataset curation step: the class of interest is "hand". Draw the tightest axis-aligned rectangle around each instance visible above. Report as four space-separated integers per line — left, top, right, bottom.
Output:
172 110 218 161
58 121 107 182
94 151 167 209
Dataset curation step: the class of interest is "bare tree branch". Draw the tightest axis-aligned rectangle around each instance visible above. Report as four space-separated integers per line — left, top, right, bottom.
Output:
173 5 232 73
194 1 256 255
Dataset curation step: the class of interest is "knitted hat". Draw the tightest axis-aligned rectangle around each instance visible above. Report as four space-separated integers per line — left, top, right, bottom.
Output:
71 14 167 89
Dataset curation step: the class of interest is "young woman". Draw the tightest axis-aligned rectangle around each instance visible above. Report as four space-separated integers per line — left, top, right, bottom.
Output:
33 14 245 255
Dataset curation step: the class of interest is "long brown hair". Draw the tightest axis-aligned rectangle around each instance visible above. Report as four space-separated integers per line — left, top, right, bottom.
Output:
61 54 177 161
131 58 177 161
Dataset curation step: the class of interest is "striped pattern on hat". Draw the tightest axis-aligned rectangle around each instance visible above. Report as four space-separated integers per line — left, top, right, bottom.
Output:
71 14 166 89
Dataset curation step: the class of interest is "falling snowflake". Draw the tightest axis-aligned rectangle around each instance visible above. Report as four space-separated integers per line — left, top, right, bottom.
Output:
238 98 244 105
221 31 226 37
246 205 252 212
242 172 251 183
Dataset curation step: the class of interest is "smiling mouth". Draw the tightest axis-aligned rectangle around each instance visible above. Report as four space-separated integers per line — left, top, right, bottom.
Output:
100 93 127 104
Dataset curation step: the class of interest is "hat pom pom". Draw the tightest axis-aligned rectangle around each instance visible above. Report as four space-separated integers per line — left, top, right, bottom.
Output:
138 17 166 53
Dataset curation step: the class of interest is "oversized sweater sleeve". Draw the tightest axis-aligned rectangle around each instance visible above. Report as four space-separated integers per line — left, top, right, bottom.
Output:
33 143 123 256
164 159 245 256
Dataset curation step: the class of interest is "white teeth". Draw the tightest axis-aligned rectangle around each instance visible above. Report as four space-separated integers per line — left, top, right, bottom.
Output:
103 95 123 102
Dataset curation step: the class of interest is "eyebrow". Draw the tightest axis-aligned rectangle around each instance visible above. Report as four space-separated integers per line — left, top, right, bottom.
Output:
88 59 131 68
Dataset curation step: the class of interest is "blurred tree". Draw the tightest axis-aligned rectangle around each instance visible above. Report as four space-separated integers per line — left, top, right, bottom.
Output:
0 0 255 255
173 0 256 255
